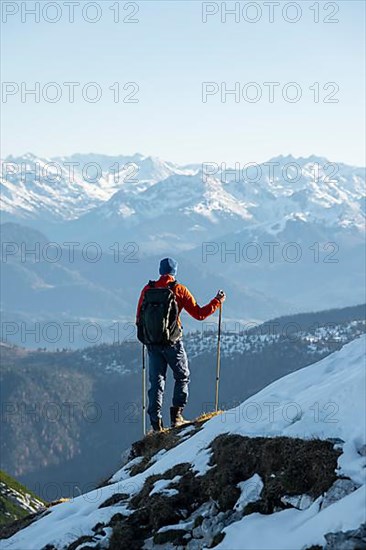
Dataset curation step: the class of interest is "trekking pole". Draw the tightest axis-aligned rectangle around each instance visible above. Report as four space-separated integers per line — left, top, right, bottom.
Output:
215 303 222 412
142 344 147 436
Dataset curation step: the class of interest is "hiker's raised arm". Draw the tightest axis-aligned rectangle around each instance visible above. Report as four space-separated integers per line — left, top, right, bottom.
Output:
182 286 224 321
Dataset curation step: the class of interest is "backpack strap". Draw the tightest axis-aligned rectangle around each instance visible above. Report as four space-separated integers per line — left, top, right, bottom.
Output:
147 280 177 289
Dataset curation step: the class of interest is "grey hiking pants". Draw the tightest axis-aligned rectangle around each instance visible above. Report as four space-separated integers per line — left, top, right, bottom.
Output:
146 340 190 423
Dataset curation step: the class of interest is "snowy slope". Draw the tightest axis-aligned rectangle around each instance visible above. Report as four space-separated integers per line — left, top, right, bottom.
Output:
1 335 365 550
0 471 45 525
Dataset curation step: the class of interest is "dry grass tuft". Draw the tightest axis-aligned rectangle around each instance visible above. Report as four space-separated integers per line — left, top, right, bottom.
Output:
128 410 224 476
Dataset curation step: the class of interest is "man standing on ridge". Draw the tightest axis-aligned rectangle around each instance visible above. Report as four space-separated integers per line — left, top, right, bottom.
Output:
136 257 226 432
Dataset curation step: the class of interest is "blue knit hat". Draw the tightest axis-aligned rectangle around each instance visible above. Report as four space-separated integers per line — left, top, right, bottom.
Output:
159 257 178 276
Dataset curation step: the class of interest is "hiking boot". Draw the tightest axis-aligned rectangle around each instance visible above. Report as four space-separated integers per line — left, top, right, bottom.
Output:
151 418 164 432
170 406 188 428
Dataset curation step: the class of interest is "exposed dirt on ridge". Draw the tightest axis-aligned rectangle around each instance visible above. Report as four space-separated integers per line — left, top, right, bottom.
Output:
106 434 341 549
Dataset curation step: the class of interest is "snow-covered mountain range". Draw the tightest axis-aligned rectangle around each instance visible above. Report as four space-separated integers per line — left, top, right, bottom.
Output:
0 153 192 223
1 153 365 249
1 153 365 327
1 335 365 549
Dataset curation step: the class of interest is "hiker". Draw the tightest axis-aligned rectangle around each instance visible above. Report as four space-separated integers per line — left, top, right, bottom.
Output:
136 257 226 431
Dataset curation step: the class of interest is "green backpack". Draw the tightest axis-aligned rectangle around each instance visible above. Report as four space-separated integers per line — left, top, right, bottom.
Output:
137 281 182 345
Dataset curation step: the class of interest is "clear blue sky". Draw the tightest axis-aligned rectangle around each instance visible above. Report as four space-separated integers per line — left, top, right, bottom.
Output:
1 0 365 166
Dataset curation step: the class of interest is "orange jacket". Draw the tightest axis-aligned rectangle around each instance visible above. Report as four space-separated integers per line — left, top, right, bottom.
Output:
136 274 221 325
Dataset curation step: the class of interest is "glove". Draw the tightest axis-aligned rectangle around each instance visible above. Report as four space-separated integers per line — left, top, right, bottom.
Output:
215 290 226 303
